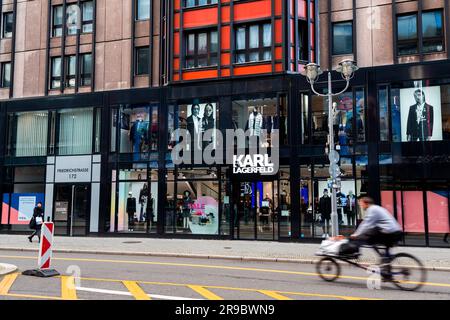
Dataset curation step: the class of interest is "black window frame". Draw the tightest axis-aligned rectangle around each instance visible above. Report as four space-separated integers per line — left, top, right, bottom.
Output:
52 5 64 38
81 0 94 33
183 0 218 8
135 46 150 76
0 62 11 88
184 29 218 69
79 53 93 87
2 11 13 39
234 22 272 64
332 21 353 56
396 9 445 56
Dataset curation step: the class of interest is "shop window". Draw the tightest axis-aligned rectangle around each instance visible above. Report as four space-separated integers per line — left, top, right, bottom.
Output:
82 1 94 33
94 108 101 153
184 0 218 8
232 97 278 148
8 111 49 157
235 22 272 63
332 21 353 55
135 46 150 75
136 0 150 21
57 108 94 155
185 30 218 68
52 6 63 37
1 62 11 88
311 95 328 145
300 93 309 144
355 89 366 143
2 12 13 39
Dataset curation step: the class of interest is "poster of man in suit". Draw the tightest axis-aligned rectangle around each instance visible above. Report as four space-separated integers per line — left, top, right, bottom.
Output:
400 86 442 142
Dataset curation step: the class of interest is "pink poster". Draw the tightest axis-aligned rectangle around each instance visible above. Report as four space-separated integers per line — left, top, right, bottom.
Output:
402 191 425 233
426 191 450 233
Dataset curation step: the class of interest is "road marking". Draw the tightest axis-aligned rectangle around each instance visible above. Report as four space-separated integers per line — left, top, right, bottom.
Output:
274 290 380 300
61 276 78 300
4 293 64 300
1 254 449 289
188 285 223 300
0 273 18 295
123 281 151 300
76 286 202 300
259 290 292 300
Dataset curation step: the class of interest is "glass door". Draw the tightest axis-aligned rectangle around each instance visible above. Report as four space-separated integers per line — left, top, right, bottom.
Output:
54 184 90 236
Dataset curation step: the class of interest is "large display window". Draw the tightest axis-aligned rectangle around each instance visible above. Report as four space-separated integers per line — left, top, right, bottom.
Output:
57 108 94 155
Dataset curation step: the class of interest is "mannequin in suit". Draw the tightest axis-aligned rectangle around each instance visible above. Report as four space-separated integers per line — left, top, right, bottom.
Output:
129 112 147 161
126 192 137 231
319 189 332 237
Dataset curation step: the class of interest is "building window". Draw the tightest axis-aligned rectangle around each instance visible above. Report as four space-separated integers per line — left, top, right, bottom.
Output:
80 53 92 86
1 62 11 88
185 30 218 68
184 0 218 8
82 1 94 33
8 112 49 157
332 21 353 55
135 46 150 75
65 55 76 88
298 21 309 61
235 23 272 63
50 57 62 89
52 6 63 37
397 10 444 56
57 108 94 155
136 0 150 20
2 12 13 38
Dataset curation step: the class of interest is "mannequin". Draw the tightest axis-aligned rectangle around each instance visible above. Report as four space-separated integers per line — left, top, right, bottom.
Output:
182 191 193 229
129 112 147 161
246 106 263 137
259 193 272 230
126 192 137 231
336 189 346 225
146 193 154 232
345 191 356 226
318 189 331 238
139 183 148 222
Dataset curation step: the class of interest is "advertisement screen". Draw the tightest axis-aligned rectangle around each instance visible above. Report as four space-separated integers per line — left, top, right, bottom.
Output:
1 193 45 225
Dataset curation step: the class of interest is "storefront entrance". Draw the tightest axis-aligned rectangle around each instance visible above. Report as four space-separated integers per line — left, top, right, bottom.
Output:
233 181 282 240
54 184 91 236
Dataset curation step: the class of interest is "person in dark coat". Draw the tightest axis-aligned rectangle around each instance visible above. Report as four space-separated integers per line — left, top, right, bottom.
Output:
28 202 44 243
319 189 332 237
406 89 434 142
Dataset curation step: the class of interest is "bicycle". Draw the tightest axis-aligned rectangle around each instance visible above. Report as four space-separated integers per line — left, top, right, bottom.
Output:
315 244 427 291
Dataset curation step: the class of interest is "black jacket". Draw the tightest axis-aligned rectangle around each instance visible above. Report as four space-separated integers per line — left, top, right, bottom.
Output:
126 197 137 214
319 196 332 219
32 206 44 229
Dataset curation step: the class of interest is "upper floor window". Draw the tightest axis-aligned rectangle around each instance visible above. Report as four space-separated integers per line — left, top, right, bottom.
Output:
50 57 62 89
135 46 150 75
1 62 11 88
332 21 353 55
185 30 218 68
2 12 13 38
235 23 272 63
80 53 92 86
136 0 150 20
65 55 76 88
52 5 63 37
82 1 94 33
298 21 309 61
397 10 444 56
184 0 218 8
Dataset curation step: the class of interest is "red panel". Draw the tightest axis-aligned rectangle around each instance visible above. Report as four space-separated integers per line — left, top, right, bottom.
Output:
289 0 294 16
174 0 181 11
275 63 283 72
221 68 231 77
298 0 307 19
173 74 180 81
184 8 218 28
310 0 315 19
221 53 230 65
183 70 219 80
173 33 180 54
290 19 295 43
233 64 272 76
275 0 282 15
174 58 180 71
275 47 282 60
310 24 315 47
221 26 230 50
275 19 282 43
234 0 271 21
174 13 180 29
221 6 230 23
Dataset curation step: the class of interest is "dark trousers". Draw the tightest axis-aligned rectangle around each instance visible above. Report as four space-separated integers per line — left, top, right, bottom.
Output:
30 227 42 241
128 213 135 229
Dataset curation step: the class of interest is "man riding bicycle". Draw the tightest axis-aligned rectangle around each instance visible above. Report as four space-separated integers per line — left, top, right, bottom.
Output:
349 196 403 280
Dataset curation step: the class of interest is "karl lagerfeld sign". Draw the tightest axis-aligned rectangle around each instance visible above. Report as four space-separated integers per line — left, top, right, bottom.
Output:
233 154 275 174
55 156 92 183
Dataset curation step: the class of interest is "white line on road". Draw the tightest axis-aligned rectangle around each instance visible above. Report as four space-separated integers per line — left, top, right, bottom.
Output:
76 286 203 300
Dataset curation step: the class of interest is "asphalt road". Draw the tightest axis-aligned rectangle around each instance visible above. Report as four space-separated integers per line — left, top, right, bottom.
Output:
0 250 449 300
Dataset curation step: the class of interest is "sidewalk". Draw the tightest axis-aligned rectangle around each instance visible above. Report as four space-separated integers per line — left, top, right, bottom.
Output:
1 235 449 271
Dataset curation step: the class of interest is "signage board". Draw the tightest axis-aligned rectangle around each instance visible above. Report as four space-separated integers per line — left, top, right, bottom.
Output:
54 156 92 183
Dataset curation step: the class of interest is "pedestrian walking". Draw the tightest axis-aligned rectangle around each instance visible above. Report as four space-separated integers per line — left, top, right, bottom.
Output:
28 202 44 243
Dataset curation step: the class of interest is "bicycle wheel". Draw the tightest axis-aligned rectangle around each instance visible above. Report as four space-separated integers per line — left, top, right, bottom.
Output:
389 253 427 291
316 257 341 282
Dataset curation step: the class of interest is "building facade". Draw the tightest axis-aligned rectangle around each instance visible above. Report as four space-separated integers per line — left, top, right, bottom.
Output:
0 0 449 247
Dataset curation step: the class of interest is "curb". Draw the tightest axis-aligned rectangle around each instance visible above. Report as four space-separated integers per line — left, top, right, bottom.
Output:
0 263 18 276
1 246 450 272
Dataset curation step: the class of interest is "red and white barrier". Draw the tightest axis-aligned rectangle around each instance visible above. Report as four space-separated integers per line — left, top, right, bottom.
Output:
38 222 55 269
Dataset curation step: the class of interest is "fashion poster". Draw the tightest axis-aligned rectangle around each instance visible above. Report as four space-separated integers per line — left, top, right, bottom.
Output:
400 86 443 142
186 103 217 150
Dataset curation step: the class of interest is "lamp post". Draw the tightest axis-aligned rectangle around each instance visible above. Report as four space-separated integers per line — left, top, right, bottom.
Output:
301 60 359 237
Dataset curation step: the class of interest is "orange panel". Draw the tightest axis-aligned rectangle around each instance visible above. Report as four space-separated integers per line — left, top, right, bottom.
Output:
174 13 180 29
173 33 180 54
275 63 283 72
221 26 230 49
183 70 219 81
221 53 230 65
275 19 282 43
184 8 218 28
233 64 272 76
275 47 283 60
174 0 181 11
234 0 271 21
221 6 230 23
174 58 180 70
221 69 231 77
275 0 282 15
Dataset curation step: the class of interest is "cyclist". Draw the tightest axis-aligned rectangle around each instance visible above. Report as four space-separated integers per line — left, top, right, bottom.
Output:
349 196 403 280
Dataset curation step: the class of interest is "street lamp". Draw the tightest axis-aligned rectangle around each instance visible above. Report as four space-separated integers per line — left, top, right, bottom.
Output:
301 59 358 237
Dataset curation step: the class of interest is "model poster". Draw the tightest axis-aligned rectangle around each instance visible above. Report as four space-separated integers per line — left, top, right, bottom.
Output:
186 103 217 150
400 86 443 142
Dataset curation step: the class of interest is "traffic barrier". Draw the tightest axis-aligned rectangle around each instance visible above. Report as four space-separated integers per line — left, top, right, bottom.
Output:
22 220 60 278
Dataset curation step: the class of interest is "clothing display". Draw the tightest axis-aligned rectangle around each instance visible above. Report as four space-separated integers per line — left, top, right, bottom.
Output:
126 196 137 230
129 119 148 161
187 114 202 150
406 102 434 141
346 193 356 226
247 110 263 136
182 193 193 229
139 184 148 222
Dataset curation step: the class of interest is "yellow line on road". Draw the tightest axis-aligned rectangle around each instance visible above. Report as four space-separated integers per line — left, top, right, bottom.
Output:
259 290 292 300
1 254 449 289
5 293 64 300
123 281 151 300
274 290 381 301
0 273 18 295
61 276 78 300
188 285 223 300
